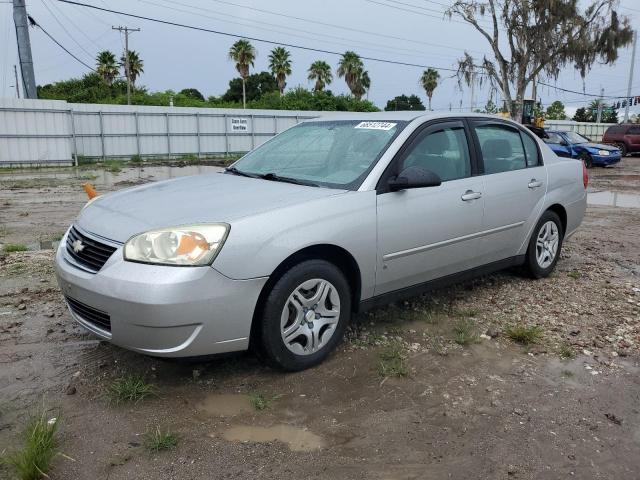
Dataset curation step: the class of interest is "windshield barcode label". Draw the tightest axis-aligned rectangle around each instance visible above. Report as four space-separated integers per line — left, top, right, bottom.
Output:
355 121 397 131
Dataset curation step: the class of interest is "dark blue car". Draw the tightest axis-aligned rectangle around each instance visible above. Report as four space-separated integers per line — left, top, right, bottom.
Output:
544 130 621 167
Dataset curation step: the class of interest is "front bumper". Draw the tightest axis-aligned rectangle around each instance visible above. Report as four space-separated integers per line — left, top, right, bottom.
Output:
591 153 621 165
55 228 268 357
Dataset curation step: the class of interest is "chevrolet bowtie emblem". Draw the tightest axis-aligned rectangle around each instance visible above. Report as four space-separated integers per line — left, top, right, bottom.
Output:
72 239 85 253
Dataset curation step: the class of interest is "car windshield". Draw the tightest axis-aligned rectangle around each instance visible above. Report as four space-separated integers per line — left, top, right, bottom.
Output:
544 132 565 144
563 131 589 144
229 120 407 189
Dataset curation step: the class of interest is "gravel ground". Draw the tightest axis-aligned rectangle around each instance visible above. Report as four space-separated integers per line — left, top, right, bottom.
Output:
0 157 639 479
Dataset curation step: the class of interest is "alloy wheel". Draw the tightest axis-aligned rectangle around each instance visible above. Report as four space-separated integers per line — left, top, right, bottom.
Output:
535 221 559 269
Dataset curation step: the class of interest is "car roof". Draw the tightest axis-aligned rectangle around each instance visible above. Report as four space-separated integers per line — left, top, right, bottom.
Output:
301 111 515 123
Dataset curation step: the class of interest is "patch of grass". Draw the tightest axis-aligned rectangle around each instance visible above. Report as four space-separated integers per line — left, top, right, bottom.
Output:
144 426 178 452
378 342 409 378
558 343 576 359
3 243 28 253
452 318 479 346
130 154 143 164
181 154 199 163
455 308 481 318
567 271 582 280
249 393 282 411
103 160 123 173
561 369 574 378
504 324 544 345
3 411 59 480
430 336 448 356
75 155 95 166
109 375 156 404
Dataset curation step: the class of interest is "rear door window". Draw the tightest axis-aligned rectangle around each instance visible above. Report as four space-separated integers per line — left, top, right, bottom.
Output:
474 124 526 174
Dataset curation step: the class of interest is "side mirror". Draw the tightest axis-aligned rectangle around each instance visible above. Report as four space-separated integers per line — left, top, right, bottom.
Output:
388 166 442 191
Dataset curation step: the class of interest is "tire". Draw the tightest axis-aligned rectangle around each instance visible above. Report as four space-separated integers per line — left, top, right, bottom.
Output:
257 259 351 371
524 210 564 279
579 152 593 168
615 142 627 157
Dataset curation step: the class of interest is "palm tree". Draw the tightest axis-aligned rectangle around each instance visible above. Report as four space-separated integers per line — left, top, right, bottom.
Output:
228 39 256 108
337 51 364 96
268 47 292 95
352 69 370 100
120 50 144 88
307 60 333 92
420 68 440 110
96 50 119 86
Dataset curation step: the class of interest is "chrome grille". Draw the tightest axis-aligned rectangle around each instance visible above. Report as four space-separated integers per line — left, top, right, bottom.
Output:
66 226 117 272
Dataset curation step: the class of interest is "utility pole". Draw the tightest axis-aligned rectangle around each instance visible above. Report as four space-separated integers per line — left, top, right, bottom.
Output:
13 0 37 98
596 87 604 123
112 26 141 105
13 65 20 98
624 30 637 123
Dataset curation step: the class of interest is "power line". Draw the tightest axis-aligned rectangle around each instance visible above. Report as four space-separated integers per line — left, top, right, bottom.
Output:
204 0 491 56
364 0 493 27
29 16 96 71
138 0 446 61
56 0 463 73
40 0 94 60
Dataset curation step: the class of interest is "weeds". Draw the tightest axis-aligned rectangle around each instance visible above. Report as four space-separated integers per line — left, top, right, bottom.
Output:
561 370 574 378
103 160 123 173
455 308 481 318
144 426 178 452
3 411 59 480
453 318 479 346
558 343 576 359
3 243 28 253
249 393 282 411
430 336 448 356
130 154 143 164
109 375 156 404
378 342 409 378
567 271 582 280
504 324 544 345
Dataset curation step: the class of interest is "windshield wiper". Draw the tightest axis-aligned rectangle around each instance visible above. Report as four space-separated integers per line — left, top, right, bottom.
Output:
224 166 259 178
258 172 319 187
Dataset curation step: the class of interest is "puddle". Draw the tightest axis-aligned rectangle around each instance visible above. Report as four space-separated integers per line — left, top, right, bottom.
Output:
222 425 326 452
195 394 253 416
588 190 640 208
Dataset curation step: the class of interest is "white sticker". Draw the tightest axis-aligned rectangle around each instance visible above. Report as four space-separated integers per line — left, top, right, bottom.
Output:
354 121 397 131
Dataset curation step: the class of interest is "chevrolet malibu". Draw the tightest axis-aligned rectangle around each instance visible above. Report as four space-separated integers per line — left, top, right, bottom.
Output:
55 113 587 371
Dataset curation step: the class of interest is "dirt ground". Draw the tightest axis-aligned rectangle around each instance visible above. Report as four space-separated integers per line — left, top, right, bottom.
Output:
1 158 639 479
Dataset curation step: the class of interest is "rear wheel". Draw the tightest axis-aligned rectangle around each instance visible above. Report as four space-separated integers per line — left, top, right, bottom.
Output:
524 210 564 279
257 259 351 371
579 152 593 168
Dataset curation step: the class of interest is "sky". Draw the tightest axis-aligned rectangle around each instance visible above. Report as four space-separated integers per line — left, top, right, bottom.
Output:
1 0 639 118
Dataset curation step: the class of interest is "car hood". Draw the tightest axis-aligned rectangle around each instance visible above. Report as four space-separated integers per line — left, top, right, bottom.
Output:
581 142 619 152
76 172 347 243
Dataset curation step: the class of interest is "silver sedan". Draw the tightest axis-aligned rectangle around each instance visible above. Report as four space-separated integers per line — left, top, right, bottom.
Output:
55 113 587 370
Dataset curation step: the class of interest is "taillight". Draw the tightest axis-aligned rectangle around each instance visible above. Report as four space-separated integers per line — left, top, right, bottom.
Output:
582 160 589 189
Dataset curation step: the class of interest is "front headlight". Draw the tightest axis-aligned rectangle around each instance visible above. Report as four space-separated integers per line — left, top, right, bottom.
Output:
124 224 229 266
597 150 610 156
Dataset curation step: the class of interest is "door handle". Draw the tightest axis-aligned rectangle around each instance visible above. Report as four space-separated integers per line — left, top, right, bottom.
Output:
528 179 543 189
461 190 482 201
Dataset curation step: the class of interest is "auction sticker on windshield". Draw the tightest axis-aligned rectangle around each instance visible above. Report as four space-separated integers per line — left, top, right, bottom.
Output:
355 121 397 130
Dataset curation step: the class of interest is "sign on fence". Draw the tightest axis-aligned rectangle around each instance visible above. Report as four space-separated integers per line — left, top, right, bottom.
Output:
229 117 250 132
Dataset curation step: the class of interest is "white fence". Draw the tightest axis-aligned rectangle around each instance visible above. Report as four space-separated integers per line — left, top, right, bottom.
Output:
0 99 619 165
0 98 324 166
544 120 613 142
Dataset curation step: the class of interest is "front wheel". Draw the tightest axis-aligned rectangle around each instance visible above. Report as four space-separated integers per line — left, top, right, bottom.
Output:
615 142 627 157
258 259 351 371
524 211 564 279
579 152 593 168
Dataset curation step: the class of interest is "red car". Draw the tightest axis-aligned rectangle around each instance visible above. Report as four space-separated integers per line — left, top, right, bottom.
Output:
602 124 640 156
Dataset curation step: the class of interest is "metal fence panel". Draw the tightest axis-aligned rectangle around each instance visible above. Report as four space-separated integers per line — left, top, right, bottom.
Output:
545 120 613 142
